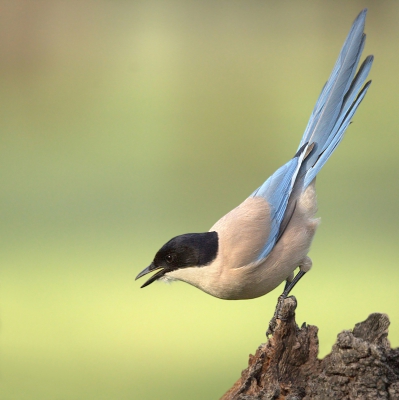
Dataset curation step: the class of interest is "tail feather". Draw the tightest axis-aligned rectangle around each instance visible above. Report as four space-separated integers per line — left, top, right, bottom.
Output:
297 9 372 187
303 57 373 186
304 80 371 187
298 28 365 151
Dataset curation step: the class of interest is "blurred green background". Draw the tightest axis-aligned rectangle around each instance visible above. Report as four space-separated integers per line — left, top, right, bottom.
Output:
1 1 398 399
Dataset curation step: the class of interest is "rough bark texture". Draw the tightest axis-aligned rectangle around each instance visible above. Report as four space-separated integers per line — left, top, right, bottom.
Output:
221 296 399 400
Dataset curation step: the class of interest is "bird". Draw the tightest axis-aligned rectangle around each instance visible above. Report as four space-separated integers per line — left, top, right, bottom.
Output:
136 10 373 305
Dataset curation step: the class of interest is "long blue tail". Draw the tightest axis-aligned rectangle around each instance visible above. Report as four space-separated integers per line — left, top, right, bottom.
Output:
298 9 373 187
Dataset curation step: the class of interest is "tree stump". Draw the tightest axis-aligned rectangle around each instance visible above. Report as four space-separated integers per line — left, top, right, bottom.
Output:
221 296 399 399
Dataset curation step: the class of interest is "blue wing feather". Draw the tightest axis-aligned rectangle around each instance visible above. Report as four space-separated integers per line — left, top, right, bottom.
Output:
251 144 309 261
251 9 373 261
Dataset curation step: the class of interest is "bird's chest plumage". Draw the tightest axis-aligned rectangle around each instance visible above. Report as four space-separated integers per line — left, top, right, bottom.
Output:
209 197 272 270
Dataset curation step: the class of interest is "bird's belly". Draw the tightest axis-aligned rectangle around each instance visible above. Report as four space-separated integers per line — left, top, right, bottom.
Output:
215 259 299 300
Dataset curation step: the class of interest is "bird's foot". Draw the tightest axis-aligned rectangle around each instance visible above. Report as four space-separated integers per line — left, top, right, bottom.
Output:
266 295 296 337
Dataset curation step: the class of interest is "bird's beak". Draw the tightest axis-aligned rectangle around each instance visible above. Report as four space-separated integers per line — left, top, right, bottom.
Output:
135 263 166 288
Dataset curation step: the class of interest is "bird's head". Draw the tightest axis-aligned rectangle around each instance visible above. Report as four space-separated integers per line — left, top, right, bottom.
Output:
136 231 219 288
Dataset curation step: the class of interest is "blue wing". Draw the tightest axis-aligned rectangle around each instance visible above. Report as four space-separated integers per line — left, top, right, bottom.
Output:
251 9 373 261
251 144 309 260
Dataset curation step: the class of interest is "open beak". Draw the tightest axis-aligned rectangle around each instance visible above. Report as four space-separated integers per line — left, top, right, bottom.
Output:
135 263 166 288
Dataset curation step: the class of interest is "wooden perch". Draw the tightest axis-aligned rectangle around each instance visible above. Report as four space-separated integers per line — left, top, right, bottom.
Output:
221 296 399 399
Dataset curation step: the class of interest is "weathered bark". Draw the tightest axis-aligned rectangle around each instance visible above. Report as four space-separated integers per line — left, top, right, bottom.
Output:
222 296 399 400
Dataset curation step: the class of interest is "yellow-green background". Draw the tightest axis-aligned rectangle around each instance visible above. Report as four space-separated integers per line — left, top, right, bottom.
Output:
1 1 398 399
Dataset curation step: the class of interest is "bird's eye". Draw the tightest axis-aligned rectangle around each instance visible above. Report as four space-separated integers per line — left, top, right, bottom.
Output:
165 254 174 263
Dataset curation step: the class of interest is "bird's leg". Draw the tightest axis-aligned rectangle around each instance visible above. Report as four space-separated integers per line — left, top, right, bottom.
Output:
266 257 312 337
283 271 295 293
